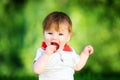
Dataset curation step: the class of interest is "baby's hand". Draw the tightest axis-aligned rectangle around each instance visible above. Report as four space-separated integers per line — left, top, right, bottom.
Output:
45 45 57 55
83 45 94 55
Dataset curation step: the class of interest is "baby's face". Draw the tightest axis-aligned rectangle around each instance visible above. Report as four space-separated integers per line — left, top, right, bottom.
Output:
44 23 71 50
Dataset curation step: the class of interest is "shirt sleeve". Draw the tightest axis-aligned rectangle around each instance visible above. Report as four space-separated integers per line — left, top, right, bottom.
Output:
34 48 45 61
71 48 80 65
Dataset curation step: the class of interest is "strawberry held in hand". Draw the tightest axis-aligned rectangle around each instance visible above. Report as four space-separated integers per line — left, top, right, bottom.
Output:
51 42 59 51
41 42 60 54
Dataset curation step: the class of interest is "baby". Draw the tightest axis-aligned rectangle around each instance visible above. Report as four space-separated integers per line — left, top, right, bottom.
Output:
33 11 94 80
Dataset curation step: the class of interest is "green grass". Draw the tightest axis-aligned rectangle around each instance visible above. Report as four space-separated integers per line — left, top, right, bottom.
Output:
0 76 37 80
0 72 119 80
74 71 120 80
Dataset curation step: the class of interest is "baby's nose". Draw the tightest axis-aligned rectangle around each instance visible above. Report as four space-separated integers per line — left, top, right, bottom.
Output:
52 34 58 39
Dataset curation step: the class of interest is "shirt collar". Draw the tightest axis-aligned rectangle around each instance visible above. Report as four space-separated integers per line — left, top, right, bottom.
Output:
41 42 73 52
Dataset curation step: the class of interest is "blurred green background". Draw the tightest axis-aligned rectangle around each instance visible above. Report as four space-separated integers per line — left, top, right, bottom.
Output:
0 0 120 80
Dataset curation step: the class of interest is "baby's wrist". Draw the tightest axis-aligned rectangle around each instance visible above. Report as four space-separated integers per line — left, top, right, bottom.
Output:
45 51 51 56
82 51 90 56
44 53 51 57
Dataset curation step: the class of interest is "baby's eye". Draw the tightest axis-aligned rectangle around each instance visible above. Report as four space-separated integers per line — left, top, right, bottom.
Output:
48 32 53 35
59 33 64 36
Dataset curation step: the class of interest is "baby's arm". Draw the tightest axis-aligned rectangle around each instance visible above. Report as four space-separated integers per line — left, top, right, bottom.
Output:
33 45 56 74
74 45 94 71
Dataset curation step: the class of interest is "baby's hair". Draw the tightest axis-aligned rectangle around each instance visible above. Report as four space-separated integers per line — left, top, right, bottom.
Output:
42 11 72 34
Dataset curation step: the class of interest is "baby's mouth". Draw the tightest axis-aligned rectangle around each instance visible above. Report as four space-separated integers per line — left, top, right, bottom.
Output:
51 42 59 50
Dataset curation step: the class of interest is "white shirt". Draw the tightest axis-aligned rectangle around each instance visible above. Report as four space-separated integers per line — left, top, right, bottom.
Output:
34 48 80 80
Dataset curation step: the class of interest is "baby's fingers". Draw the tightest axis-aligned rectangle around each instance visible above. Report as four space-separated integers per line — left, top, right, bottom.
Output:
87 45 94 54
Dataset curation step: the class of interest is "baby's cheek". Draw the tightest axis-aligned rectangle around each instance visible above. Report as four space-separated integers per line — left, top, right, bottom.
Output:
59 43 66 49
45 40 51 45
